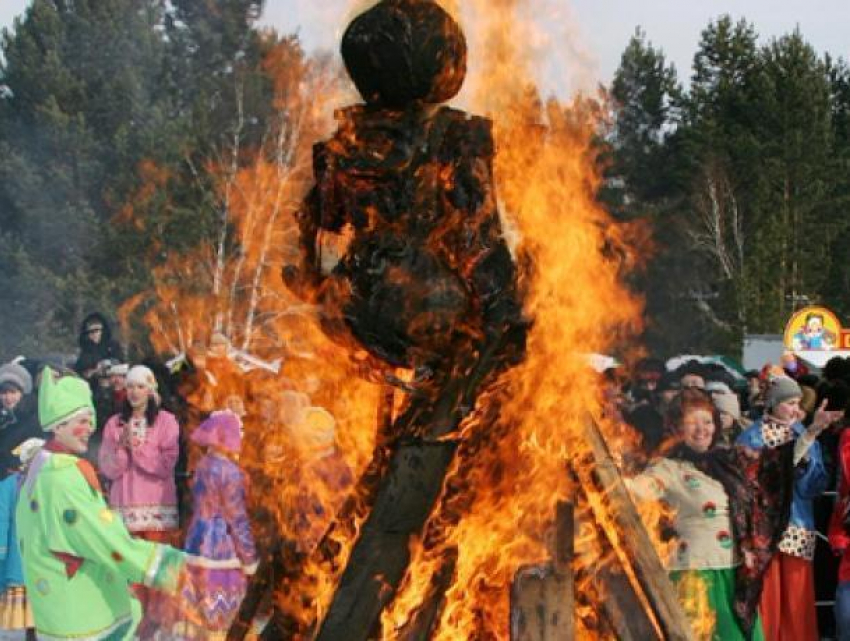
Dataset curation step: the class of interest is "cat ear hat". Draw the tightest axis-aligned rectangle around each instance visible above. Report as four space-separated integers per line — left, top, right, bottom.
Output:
38 368 95 432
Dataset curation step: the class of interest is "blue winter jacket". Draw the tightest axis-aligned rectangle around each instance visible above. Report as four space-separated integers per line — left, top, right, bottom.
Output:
737 418 829 533
0 473 24 589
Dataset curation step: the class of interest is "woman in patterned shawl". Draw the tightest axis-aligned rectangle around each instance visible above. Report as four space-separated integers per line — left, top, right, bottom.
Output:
628 389 798 640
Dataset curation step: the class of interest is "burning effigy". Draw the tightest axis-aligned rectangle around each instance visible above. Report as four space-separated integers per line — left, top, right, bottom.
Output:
229 1 690 639
122 1 698 639
264 0 528 638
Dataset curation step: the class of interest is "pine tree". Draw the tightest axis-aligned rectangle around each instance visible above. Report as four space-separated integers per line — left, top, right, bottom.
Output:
0 0 174 356
823 56 850 318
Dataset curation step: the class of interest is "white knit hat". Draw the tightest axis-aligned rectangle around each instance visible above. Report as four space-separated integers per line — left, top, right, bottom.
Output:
0 363 33 395
713 392 741 421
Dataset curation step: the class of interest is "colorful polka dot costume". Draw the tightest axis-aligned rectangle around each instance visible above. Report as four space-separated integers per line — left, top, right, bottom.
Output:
16 445 188 639
628 458 740 571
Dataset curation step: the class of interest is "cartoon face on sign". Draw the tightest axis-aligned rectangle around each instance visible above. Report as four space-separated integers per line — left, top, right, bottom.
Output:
785 307 841 352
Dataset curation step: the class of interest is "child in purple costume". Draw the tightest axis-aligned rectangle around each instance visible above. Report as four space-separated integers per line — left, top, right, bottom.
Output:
159 410 257 640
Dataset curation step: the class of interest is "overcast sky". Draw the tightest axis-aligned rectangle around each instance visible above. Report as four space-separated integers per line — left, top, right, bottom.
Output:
2 0 849 91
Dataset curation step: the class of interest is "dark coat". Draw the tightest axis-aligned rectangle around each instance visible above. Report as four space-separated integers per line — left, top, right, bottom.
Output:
74 312 124 377
0 395 40 479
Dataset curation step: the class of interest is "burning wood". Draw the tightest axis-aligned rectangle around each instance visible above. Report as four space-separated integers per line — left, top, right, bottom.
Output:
221 2 692 640
573 419 693 640
252 1 527 638
510 502 574 641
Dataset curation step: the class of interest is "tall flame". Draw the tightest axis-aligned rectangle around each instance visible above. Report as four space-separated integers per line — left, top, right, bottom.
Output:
117 1 683 638
373 1 647 636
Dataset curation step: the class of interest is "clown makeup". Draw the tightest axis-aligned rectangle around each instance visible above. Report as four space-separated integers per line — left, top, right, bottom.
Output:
53 413 95 454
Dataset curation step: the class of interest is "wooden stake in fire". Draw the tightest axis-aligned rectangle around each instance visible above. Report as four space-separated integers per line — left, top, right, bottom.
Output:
510 501 575 641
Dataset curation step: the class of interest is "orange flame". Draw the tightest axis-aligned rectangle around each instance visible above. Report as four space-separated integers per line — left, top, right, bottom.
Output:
117 2 690 639
376 1 654 638
117 32 384 628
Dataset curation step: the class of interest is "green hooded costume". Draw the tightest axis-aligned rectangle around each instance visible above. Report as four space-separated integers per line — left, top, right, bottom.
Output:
16 368 188 640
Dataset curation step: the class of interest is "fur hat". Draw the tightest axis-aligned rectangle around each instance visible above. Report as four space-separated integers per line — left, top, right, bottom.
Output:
705 381 732 395
713 392 741 420
38 368 95 432
0 363 33 395
107 363 129 377
766 376 803 410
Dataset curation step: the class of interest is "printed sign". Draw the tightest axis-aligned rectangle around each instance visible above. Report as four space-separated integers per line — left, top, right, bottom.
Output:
784 306 848 351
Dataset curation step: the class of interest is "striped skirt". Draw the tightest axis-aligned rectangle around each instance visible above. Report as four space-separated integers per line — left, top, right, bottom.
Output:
0 586 33 630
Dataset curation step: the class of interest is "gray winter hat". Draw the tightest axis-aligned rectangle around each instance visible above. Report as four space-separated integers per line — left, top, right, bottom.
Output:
0 362 33 395
766 376 802 410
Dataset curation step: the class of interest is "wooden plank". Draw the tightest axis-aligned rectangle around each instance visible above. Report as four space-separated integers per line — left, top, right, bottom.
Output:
510 564 573 641
555 501 574 571
509 501 574 641
574 418 694 641
305 330 518 641
313 441 457 641
396 551 458 641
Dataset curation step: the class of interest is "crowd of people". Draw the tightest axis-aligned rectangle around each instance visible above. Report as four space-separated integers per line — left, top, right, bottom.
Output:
3 309 850 640
612 354 850 640
0 314 263 640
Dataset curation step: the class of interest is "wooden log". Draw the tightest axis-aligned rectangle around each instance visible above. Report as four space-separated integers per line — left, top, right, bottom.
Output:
396 549 458 641
314 441 458 641
573 418 694 641
288 331 519 641
510 501 575 641
510 565 573 641
226 554 273 641
554 501 574 571
592 565 660 641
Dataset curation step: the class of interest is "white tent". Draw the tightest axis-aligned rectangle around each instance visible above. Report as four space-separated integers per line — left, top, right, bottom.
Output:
794 350 850 373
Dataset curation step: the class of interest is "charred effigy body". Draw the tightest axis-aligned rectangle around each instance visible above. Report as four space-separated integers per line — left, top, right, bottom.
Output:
294 0 523 372
253 2 526 638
